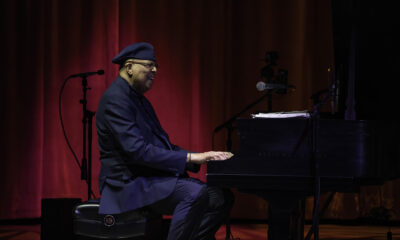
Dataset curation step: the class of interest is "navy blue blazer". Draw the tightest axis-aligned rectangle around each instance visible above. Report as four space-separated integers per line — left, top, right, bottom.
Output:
96 76 199 214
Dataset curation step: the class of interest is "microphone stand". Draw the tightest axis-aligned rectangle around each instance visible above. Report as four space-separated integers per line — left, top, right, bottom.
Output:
213 91 272 240
267 91 272 113
80 76 95 201
305 82 336 240
214 91 273 134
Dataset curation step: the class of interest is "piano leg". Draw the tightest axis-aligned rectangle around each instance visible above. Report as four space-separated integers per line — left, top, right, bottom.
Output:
259 192 304 240
290 199 305 240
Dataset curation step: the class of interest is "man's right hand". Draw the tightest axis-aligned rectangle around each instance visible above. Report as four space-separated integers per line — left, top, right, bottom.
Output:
187 151 234 164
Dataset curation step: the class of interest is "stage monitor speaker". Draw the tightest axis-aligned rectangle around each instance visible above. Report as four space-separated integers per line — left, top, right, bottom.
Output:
41 198 81 240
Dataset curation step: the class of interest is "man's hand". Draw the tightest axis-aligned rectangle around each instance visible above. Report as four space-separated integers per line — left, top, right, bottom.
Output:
187 151 234 164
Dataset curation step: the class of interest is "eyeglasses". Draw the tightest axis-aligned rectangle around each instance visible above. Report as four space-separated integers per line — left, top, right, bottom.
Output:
132 62 159 69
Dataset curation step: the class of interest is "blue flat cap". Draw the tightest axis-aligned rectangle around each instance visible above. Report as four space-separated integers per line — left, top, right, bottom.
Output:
112 42 156 64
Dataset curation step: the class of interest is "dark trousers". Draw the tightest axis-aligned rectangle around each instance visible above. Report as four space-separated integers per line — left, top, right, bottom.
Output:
148 177 234 240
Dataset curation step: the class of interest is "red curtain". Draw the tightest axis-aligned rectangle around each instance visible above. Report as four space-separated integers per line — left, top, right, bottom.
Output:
2 0 397 221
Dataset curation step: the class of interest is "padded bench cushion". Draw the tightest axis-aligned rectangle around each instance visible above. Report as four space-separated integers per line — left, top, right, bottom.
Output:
73 199 165 239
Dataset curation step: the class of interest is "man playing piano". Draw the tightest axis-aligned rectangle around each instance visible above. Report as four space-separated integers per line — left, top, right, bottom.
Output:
96 42 234 240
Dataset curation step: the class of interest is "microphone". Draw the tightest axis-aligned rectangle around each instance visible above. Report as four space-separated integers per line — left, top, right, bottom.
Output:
328 66 336 114
69 70 104 78
256 81 287 91
330 78 336 114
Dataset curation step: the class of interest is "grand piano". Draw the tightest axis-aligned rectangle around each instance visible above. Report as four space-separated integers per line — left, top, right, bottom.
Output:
207 1 400 237
207 116 399 239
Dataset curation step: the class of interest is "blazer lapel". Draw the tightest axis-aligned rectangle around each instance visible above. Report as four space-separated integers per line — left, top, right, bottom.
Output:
135 95 173 150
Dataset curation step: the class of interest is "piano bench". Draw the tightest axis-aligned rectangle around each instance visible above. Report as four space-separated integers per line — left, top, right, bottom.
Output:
72 199 168 240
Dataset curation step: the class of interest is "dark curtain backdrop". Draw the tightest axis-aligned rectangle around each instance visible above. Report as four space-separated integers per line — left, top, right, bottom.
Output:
0 0 398 221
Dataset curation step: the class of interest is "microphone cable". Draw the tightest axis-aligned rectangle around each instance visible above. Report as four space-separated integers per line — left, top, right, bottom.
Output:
59 76 81 169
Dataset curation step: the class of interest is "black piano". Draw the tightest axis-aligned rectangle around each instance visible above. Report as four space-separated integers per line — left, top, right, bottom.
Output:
207 117 399 239
207 1 400 238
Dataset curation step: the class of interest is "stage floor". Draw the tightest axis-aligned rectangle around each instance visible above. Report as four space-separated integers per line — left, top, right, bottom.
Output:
0 223 399 240
216 224 400 240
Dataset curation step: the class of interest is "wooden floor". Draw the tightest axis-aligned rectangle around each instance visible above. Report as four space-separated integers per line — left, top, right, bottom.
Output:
0 224 399 240
215 224 400 240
